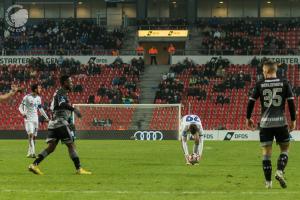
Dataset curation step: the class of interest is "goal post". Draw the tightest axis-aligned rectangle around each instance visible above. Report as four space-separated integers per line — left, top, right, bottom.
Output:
72 104 181 140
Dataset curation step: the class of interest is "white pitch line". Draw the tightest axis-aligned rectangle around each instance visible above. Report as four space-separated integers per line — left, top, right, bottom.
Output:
0 190 299 195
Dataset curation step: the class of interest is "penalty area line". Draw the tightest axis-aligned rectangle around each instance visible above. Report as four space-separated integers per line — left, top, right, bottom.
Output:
0 190 300 195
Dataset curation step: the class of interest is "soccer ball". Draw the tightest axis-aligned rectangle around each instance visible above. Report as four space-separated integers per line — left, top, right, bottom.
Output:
189 154 200 164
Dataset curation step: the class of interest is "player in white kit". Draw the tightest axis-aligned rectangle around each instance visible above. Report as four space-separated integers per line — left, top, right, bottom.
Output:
19 84 49 158
180 114 204 165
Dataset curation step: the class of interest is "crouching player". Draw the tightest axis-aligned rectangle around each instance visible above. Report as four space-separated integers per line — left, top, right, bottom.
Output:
180 114 204 165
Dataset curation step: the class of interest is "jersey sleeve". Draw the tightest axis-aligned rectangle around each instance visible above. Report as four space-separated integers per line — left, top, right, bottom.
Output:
249 82 260 101
37 96 43 109
180 116 188 137
286 81 295 100
18 96 27 115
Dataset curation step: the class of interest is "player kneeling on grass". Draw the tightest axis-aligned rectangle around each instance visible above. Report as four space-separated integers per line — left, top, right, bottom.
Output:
180 115 204 165
28 75 91 175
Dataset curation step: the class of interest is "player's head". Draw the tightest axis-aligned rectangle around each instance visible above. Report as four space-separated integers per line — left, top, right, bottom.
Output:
60 75 73 91
31 84 41 95
189 124 199 135
263 60 277 78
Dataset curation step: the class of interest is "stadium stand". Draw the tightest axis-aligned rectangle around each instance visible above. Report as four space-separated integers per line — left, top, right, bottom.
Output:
198 18 300 55
1 16 300 132
1 19 125 55
154 57 300 130
0 57 143 130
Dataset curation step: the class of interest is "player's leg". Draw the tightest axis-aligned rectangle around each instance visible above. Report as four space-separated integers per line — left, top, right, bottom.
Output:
181 135 191 165
66 142 80 170
192 134 204 163
27 134 33 157
193 134 204 156
274 126 290 188
25 122 34 157
28 128 59 175
29 141 58 175
31 122 39 158
62 126 91 174
260 128 274 189
34 141 58 164
262 145 273 188
32 135 36 157
65 143 91 174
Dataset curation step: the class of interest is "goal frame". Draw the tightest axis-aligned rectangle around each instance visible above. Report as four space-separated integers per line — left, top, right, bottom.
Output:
73 104 182 137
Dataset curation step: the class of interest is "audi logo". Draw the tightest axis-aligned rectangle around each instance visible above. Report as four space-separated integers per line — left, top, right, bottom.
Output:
133 131 163 141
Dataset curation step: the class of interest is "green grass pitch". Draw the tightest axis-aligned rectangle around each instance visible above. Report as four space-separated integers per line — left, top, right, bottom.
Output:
0 140 299 200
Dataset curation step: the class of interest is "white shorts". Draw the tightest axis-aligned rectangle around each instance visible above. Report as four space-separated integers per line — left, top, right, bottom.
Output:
25 121 39 136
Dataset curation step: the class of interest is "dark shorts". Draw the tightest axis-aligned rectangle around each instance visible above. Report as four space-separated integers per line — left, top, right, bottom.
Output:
259 126 290 146
46 125 75 144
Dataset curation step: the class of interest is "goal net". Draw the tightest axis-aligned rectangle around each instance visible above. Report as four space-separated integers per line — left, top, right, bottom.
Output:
73 104 181 140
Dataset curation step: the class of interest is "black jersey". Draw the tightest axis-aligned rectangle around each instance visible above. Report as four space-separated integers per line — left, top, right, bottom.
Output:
48 88 72 129
250 78 294 128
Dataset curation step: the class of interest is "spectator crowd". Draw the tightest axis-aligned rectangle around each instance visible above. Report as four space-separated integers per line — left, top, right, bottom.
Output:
155 57 251 105
1 19 125 55
198 18 300 55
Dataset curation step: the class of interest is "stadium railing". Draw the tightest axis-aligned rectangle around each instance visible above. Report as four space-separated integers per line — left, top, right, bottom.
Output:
175 49 300 56
138 25 188 30
1 49 137 56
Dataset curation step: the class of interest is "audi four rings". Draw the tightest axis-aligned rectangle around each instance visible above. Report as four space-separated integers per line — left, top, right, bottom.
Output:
133 131 163 140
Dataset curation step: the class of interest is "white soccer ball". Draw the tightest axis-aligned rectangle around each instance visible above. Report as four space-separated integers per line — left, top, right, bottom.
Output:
189 154 200 164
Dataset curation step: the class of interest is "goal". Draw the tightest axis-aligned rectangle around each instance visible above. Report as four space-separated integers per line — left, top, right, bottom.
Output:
73 104 181 140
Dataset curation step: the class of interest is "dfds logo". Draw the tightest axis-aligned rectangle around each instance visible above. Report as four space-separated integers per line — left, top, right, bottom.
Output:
203 134 214 139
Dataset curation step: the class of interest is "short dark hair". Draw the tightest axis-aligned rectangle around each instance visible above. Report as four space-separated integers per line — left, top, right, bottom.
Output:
31 84 39 92
189 124 199 135
263 59 276 66
263 59 277 73
60 75 70 85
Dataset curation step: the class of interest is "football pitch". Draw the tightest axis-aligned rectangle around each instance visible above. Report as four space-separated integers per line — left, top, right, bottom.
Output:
0 140 299 200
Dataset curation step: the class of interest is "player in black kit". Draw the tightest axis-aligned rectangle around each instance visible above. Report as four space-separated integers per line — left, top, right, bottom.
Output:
246 60 296 189
28 75 92 175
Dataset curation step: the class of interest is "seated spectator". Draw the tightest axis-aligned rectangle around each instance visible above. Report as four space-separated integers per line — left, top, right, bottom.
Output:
122 97 133 104
251 56 260 68
88 95 95 104
95 95 101 104
112 77 120 86
93 118 99 126
111 95 122 104
189 76 197 86
98 84 107 96
73 84 83 92
105 119 112 127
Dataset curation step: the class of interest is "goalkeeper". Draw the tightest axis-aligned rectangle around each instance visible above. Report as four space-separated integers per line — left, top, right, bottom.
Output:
180 114 204 165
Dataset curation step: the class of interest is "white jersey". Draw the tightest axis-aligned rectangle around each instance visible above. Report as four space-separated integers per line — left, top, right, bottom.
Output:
19 94 43 122
180 114 204 137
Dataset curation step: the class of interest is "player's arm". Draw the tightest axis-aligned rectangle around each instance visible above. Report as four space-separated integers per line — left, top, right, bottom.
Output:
57 95 82 118
38 105 50 121
0 85 20 102
286 82 296 131
246 84 260 130
18 96 27 118
37 97 50 121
